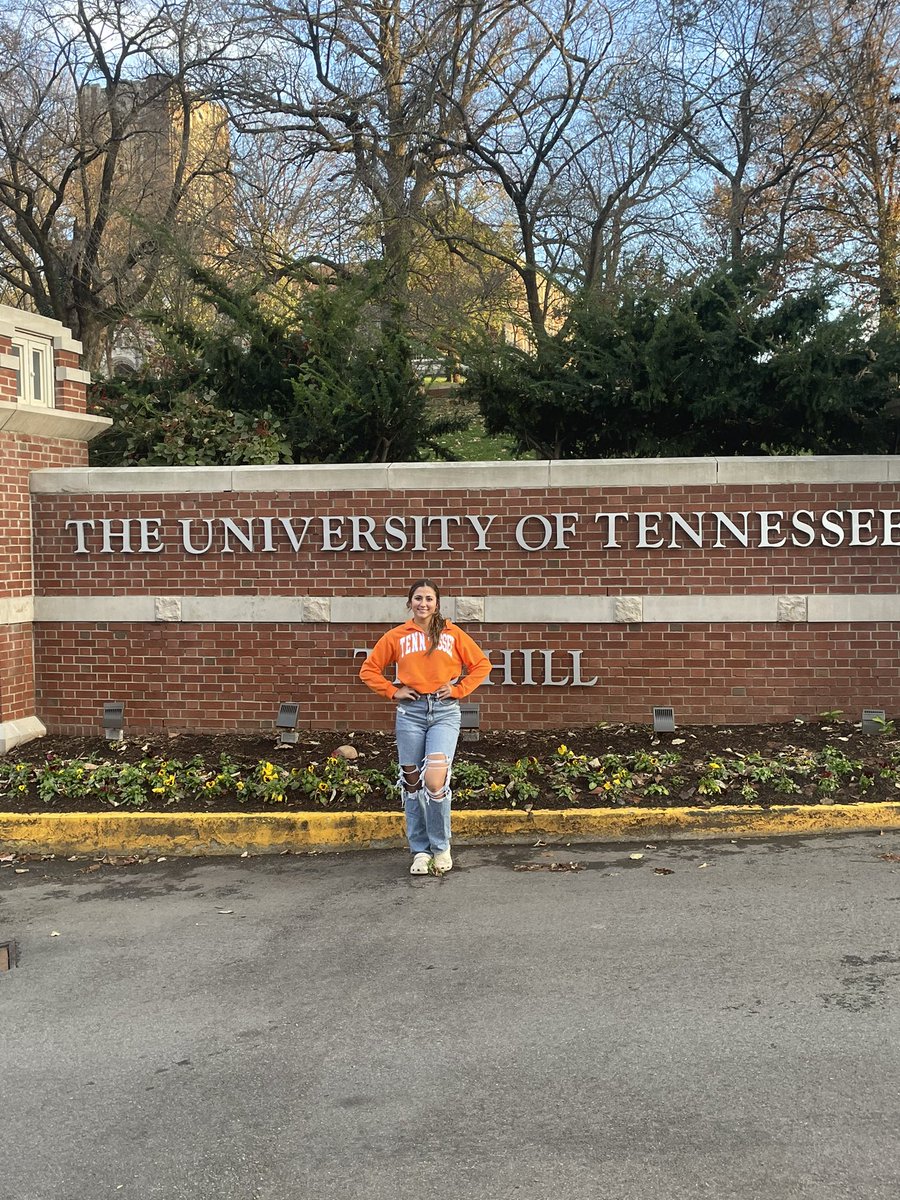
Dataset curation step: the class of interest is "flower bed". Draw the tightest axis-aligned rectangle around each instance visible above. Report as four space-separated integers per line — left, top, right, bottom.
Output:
1 719 898 814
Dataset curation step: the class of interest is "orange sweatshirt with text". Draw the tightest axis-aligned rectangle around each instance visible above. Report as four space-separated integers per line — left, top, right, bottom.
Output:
359 620 491 700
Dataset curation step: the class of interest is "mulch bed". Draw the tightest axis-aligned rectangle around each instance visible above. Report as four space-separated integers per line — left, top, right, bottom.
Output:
2 720 898 813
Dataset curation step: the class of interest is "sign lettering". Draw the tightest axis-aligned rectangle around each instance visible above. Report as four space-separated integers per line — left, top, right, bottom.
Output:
63 508 900 555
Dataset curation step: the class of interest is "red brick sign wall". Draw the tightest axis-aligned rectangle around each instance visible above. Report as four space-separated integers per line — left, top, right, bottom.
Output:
24 462 900 735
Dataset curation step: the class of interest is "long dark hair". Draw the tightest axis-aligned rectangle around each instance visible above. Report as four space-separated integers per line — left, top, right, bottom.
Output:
406 578 447 654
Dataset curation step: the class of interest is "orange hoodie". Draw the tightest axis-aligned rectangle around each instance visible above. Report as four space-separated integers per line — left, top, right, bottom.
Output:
359 619 491 700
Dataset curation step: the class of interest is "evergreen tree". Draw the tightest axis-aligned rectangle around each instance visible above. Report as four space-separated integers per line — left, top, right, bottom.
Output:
463 265 900 457
90 265 467 465
289 272 466 463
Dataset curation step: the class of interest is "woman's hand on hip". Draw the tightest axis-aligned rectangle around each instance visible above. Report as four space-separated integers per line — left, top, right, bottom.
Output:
393 685 419 702
434 685 454 700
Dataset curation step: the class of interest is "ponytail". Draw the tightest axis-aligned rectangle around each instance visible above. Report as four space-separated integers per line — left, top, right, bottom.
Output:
426 610 447 655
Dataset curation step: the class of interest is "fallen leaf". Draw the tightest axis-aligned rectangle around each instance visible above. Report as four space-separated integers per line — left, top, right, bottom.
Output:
50 931 60 937
697 862 709 869
240 851 250 858
654 867 674 875
672 738 686 745
0 853 14 862
513 861 584 872
14 868 29 874
216 909 235 915
156 857 167 863
629 853 644 861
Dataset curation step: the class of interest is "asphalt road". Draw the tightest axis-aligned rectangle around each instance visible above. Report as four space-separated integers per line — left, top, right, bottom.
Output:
2 833 899 1200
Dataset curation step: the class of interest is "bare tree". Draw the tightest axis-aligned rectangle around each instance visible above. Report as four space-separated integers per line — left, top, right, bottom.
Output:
662 0 839 284
406 1 696 345
230 0 517 310
0 0 241 367
548 33 696 300
426 0 622 339
810 0 900 321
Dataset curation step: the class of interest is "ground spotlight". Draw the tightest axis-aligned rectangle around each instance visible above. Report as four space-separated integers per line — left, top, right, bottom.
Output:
861 708 886 734
102 701 125 742
652 706 675 733
460 702 481 743
276 702 300 745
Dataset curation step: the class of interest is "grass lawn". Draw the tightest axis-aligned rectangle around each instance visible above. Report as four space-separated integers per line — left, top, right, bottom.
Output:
424 389 530 462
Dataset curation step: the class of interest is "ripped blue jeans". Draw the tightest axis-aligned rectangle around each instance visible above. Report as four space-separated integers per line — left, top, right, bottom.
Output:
395 695 461 855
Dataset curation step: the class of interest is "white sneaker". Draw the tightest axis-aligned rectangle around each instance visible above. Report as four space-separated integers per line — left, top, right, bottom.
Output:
410 852 432 875
432 849 452 873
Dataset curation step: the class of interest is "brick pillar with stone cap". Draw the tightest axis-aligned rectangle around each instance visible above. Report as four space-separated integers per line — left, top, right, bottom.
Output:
0 304 111 751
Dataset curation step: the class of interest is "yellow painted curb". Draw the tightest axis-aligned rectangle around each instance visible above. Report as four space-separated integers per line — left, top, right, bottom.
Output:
2 802 900 857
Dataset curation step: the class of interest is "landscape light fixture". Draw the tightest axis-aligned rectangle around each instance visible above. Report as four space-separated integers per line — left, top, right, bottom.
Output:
652 706 676 733
460 702 481 743
276 702 300 745
0 939 18 972
861 708 886 735
102 701 125 742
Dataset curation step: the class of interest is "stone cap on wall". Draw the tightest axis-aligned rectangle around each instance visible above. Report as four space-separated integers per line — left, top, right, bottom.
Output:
0 304 83 355
28 455 900 494
0 401 111 442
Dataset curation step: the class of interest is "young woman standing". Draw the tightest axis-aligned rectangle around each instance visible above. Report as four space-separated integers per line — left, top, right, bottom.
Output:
359 578 491 874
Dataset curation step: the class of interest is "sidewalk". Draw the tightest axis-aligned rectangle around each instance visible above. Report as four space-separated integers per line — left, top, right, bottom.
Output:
3 800 900 857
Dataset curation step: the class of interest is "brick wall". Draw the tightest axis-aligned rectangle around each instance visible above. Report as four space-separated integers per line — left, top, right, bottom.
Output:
0 304 109 746
32 619 900 733
31 483 899 597
0 433 91 725
0 625 36 724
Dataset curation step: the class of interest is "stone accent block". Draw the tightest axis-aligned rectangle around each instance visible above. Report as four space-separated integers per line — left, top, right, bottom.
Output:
614 596 644 623
455 596 485 622
302 596 331 623
777 595 808 622
55 366 92 385
155 596 182 622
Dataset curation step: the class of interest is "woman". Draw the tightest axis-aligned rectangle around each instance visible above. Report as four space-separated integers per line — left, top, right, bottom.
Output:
359 578 491 875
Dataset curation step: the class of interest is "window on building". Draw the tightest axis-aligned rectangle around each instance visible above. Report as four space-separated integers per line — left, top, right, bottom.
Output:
10 335 54 407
